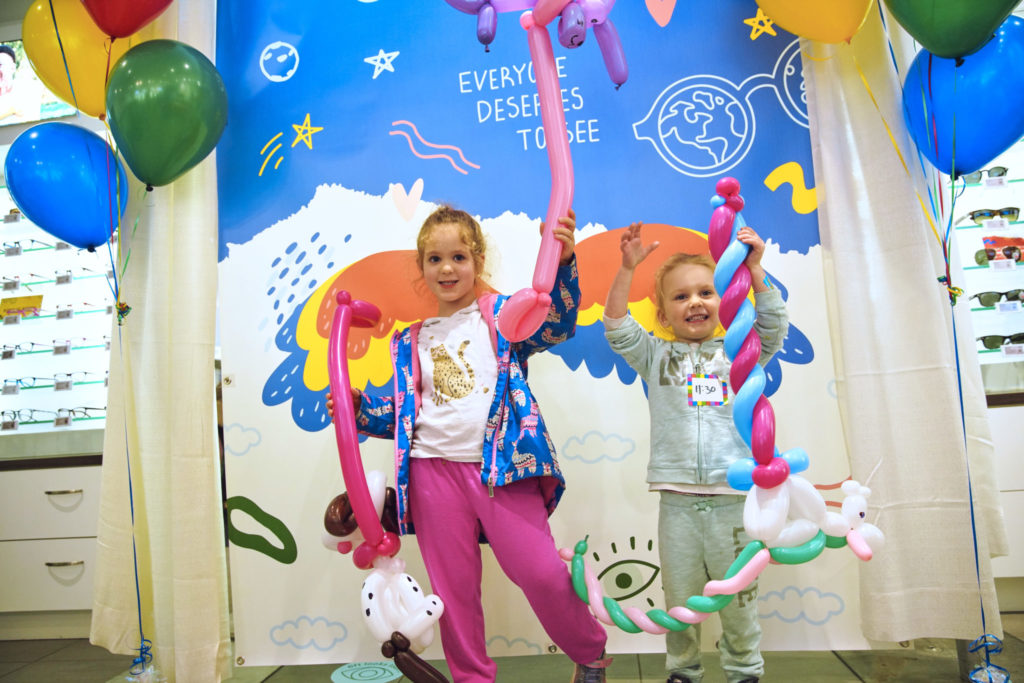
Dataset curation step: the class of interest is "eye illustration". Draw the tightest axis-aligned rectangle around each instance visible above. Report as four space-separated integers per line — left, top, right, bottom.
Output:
589 536 660 606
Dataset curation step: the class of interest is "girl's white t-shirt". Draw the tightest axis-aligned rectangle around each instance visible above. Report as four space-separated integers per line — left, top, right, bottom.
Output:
411 302 498 462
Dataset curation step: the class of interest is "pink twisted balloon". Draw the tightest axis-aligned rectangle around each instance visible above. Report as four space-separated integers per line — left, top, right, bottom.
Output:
327 290 401 569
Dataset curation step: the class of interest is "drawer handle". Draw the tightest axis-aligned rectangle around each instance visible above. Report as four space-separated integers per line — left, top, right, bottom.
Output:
45 561 85 567
44 489 84 496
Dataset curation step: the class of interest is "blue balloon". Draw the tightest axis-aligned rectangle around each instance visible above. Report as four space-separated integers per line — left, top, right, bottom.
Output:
727 457 756 491
4 122 129 250
902 16 1024 177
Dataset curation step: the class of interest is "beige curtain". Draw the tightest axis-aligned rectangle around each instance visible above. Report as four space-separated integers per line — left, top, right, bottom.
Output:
89 2 232 681
803 8 1008 642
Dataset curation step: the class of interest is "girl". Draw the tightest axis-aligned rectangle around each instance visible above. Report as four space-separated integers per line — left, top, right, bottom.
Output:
603 223 788 683
331 206 609 683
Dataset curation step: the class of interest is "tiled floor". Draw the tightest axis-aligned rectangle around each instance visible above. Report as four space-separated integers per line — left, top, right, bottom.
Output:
0 613 1020 682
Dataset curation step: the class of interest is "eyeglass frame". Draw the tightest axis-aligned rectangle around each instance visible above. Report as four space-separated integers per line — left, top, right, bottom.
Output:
975 246 1023 265
970 290 1024 307
961 166 1008 184
956 207 1021 226
977 333 1024 350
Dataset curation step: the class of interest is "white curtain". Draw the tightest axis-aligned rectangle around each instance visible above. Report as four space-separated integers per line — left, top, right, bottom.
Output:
89 2 232 681
803 8 1008 642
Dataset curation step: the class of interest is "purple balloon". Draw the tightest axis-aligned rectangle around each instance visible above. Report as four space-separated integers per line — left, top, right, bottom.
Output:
444 0 489 13
594 19 627 87
558 2 586 48
477 3 497 47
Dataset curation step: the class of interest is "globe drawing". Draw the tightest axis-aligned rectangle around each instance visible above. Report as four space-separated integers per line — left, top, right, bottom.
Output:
260 41 300 83
634 77 754 178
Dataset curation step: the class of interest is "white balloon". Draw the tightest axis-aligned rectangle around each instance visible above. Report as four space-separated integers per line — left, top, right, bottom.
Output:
359 555 445 653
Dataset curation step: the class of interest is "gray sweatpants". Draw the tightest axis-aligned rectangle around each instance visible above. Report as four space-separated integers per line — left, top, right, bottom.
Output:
659 492 764 683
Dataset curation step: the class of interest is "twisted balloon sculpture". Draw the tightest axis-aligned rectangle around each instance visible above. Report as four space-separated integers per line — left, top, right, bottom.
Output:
442 0 626 341
561 178 884 634
324 292 447 681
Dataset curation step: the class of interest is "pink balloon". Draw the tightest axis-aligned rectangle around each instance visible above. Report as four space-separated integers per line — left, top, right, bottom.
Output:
327 290 398 570
498 9 574 342
703 548 770 596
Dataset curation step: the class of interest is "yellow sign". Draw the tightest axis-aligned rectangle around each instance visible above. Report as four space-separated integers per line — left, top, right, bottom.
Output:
1 295 43 317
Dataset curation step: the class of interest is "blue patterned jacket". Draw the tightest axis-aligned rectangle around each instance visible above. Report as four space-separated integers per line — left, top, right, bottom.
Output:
354 259 581 535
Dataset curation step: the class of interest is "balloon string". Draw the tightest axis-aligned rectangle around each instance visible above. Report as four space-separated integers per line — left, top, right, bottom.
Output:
115 327 153 676
876 2 942 222
848 52 948 283
46 0 82 115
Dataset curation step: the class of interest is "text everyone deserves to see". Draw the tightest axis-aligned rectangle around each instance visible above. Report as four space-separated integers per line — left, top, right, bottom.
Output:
458 56 601 150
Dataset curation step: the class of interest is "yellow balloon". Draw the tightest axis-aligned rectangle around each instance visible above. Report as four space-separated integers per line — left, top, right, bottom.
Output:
756 0 874 44
21 0 144 118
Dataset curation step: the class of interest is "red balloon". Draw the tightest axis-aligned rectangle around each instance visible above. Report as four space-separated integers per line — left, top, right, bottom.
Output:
80 0 173 38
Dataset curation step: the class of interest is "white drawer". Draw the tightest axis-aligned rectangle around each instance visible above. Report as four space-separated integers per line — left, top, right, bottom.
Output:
0 466 101 541
0 537 96 611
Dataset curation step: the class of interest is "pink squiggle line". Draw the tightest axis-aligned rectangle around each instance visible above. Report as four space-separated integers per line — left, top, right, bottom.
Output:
391 120 480 169
703 548 770 597
388 130 468 175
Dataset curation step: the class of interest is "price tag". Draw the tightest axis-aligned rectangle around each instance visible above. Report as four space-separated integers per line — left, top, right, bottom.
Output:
1 348 15 360
2 383 18 395
982 218 1010 230
3 314 20 325
55 271 72 285
991 259 1016 271
996 301 1022 314
56 308 73 320
985 176 1009 188
3 244 21 257
54 379 72 392
1 419 17 431
2 278 19 291
687 374 728 406
53 342 70 355
54 414 72 427
1002 344 1024 357
55 241 70 251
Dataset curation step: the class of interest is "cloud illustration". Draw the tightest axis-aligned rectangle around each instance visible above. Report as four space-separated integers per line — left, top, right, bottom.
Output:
270 615 348 650
561 431 636 463
225 423 262 456
759 585 844 625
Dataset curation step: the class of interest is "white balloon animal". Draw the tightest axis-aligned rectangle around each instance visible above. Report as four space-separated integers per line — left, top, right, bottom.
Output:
322 470 444 653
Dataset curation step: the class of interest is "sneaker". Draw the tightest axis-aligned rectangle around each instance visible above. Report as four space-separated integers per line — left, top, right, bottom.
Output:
667 674 696 683
571 652 612 683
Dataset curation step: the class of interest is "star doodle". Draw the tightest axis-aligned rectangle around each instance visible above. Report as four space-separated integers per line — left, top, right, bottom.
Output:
364 48 399 79
743 8 777 40
291 113 323 149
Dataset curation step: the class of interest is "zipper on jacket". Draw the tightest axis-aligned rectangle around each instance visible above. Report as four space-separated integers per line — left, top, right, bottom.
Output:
689 345 705 484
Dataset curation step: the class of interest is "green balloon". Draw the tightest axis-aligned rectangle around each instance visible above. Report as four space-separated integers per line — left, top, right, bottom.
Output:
883 0 1018 59
106 39 228 188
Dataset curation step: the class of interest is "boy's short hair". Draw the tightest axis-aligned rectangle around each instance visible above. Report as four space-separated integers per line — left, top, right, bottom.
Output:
653 252 716 313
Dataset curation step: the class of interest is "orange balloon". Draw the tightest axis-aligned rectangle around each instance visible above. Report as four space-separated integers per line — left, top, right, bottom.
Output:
756 0 874 44
21 0 145 118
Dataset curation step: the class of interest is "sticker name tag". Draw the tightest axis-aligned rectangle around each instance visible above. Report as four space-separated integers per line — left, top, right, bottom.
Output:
687 373 728 406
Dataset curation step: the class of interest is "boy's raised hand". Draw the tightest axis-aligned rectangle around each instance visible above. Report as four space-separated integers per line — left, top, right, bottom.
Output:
620 222 659 270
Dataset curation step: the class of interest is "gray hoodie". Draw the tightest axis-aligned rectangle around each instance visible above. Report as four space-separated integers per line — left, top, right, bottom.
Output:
604 289 789 486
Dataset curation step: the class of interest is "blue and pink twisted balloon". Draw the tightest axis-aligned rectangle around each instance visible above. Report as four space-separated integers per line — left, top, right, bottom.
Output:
708 177 791 491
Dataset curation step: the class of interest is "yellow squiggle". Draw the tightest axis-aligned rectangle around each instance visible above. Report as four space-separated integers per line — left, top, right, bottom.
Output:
764 162 818 214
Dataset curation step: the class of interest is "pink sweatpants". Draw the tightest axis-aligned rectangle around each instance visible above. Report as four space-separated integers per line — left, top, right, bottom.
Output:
408 457 607 683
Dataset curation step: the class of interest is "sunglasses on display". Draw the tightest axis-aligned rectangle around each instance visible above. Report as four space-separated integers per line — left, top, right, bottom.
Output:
971 290 1024 307
961 166 1008 184
977 333 1024 350
975 246 1023 265
957 207 1021 225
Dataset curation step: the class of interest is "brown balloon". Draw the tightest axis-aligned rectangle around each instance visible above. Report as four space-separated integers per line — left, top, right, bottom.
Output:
323 493 359 537
380 631 449 683
382 487 399 534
